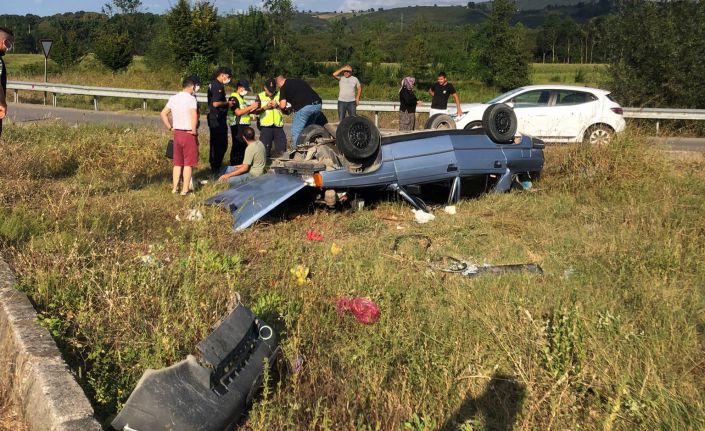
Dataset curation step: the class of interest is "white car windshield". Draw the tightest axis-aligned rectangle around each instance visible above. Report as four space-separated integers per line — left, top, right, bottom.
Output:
486 88 526 104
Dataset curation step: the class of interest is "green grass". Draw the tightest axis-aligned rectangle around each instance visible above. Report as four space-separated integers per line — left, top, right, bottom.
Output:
1 123 705 430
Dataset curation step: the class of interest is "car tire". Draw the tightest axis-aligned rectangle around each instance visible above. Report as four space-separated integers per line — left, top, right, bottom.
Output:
424 114 456 130
482 104 517 144
583 124 614 146
463 121 483 130
296 124 331 148
335 115 381 160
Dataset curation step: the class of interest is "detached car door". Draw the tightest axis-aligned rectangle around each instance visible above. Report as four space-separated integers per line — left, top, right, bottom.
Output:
507 89 554 138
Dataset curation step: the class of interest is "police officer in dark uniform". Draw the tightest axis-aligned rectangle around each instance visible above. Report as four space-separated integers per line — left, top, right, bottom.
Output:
207 66 234 174
0 27 14 138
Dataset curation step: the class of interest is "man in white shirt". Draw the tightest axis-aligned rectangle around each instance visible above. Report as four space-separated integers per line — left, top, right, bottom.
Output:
332 64 361 120
161 76 200 195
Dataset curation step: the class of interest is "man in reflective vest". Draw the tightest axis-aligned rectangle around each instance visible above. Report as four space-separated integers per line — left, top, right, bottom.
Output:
227 79 259 166
255 78 287 157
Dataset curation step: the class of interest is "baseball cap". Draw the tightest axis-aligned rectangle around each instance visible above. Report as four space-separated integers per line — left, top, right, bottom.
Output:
264 78 276 93
236 79 251 91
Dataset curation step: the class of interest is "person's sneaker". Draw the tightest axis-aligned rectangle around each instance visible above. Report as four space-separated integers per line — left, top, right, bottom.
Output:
171 188 178 194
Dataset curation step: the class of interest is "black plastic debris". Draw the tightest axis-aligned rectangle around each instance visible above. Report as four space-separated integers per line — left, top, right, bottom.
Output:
111 304 279 431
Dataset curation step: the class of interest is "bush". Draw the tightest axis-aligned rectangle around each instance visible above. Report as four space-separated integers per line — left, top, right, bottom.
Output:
183 54 213 84
94 29 133 72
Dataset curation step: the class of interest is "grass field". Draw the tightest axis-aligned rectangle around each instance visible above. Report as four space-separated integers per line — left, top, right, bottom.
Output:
0 123 704 429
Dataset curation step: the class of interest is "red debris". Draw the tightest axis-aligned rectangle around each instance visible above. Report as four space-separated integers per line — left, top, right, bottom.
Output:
306 230 324 241
335 297 380 324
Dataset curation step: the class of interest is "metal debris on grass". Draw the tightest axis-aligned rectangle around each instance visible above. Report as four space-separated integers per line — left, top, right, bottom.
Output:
436 256 543 277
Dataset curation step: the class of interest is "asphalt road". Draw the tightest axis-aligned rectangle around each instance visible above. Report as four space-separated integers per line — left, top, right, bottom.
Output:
5 102 293 134
5 103 705 152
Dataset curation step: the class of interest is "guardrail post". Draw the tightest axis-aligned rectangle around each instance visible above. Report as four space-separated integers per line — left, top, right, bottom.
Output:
93 97 98 111
143 99 147 110
656 121 660 135
374 111 379 127
52 93 57 107
14 89 18 104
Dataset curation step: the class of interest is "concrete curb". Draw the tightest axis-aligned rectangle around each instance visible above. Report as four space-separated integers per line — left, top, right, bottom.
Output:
0 256 102 431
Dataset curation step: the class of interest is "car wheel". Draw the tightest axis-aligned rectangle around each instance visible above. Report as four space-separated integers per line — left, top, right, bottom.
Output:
296 124 331 148
335 115 381 160
583 124 613 146
482 104 517 144
424 114 456 130
463 121 483 130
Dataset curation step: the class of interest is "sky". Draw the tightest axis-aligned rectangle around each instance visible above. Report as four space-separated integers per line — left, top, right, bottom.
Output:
1 0 468 17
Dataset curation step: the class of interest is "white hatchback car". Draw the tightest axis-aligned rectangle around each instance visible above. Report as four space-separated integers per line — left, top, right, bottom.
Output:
449 85 626 144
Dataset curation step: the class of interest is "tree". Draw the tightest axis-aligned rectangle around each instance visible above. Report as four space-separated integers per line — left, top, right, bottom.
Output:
103 0 142 16
402 35 431 80
94 28 133 71
51 31 83 66
607 0 705 108
165 0 194 67
477 0 529 91
162 0 220 68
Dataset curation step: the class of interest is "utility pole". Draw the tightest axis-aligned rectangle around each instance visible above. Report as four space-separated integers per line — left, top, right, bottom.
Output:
400 13 403 32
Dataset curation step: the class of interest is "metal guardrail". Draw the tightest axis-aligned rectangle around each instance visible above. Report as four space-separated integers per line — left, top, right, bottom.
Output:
8 81 705 129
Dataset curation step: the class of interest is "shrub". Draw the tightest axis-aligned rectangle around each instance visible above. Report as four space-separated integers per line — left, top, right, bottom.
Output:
94 29 134 72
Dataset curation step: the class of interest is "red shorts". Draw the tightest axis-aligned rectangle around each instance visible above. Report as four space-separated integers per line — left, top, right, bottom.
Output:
173 130 199 167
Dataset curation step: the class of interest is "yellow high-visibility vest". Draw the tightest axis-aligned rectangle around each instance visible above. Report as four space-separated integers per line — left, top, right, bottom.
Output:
258 91 283 127
227 93 251 126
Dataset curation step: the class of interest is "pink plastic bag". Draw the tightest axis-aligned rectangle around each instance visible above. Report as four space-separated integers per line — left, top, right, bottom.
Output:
335 297 380 324
306 230 324 241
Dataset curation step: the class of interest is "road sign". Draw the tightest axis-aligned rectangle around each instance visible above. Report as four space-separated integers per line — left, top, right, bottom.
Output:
39 39 53 58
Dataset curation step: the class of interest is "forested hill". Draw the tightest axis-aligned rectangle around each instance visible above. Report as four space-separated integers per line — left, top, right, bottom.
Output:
295 1 613 29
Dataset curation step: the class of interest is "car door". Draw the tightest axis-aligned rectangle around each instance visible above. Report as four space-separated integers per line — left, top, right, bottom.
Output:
507 89 553 138
548 90 599 141
390 134 457 186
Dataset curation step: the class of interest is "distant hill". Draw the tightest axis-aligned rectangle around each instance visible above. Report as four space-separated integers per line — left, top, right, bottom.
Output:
293 2 612 30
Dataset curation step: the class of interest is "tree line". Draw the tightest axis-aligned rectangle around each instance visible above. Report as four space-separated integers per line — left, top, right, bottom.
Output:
1 0 703 108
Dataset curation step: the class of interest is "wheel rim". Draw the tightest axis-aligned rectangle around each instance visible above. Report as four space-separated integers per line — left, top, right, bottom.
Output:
589 129 610 145
494 111 512 134
349 123 371 149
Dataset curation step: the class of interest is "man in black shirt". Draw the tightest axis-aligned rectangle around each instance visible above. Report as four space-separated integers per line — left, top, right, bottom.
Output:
428 71 462 118
0 27 14 138
276 75 323 149
207 66 234 174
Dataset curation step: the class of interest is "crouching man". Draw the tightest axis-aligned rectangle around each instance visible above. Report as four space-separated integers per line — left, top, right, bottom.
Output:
217 126 266 186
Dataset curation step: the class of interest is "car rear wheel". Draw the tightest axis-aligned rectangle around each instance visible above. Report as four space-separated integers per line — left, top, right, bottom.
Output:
583 124 614 146
296 124 331 148
335 115 381 160
463 121 483 130
482 104 517 144
424 114 456 130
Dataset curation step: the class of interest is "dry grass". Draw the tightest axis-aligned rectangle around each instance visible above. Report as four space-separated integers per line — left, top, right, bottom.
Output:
0 124 704 430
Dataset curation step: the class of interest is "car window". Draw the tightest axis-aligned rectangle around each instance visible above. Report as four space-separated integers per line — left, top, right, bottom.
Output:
486 87 525 104
554 90 597 106
511 90 551 107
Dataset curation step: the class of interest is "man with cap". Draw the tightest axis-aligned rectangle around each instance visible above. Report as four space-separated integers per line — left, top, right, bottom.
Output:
255 78 287 157
0 27 15 138
207 66 234 174
332 64 361 120
227 79 259 166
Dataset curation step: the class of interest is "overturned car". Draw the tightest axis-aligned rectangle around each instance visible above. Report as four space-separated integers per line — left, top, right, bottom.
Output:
207 104 545 231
